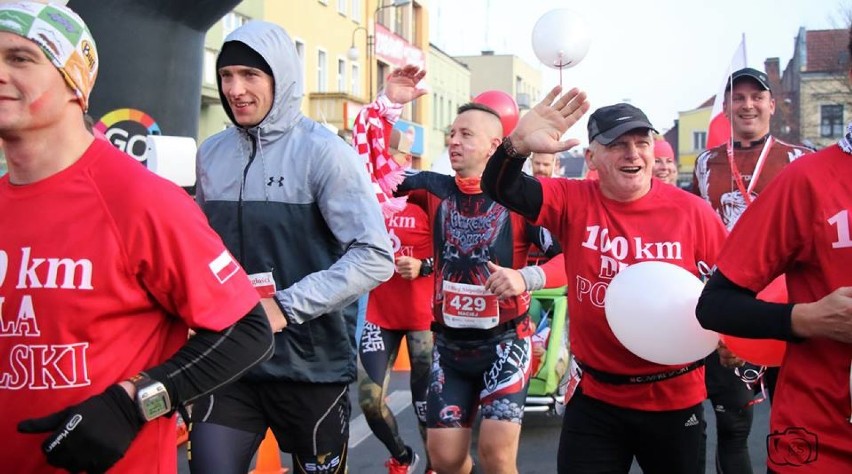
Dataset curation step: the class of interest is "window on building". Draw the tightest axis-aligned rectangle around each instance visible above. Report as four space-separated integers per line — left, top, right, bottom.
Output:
693 131 707 151
317 49 327 92
337 0 346 15
337 59 346 92
222 12 249 38
203 48 217 85
821 104 844 138
294 39 305 84
351 63 361 95
351 0 362 22
377 63 389 94
432 95 438 130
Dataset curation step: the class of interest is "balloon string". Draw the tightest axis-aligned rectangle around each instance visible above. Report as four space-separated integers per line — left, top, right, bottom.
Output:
558 52 564 89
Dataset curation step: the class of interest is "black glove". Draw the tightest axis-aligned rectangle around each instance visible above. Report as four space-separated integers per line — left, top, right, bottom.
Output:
17 384 145 473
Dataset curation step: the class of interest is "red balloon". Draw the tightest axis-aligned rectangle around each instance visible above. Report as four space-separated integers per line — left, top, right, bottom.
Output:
721 335 786 367
473 90 519 136
721 275 789 367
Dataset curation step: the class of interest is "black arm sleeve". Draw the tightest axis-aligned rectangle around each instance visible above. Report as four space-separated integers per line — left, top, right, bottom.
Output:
696 271 799 341
526 223 562 258
144 303 274 407
480 144 544 221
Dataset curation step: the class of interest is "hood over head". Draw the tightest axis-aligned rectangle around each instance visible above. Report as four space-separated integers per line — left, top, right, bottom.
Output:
217 20 303 135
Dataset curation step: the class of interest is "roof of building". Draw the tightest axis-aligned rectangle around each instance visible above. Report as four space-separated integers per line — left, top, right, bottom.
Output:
806 29 849 72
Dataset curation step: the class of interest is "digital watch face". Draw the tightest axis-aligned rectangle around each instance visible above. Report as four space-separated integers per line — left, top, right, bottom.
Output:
138 384 170 421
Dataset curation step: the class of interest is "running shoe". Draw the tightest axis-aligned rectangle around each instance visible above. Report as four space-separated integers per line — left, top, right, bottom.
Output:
385 452 419 474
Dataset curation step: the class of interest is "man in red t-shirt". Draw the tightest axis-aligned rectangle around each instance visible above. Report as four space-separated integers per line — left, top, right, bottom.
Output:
696 29 852 474
357 201 435 473
0 3 273 473
692 67 812 474
482 91 729 473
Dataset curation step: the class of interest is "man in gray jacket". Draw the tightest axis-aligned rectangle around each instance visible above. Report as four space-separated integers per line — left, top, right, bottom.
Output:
189 20 394 473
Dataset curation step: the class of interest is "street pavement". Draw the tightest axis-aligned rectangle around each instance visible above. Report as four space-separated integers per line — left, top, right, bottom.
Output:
177 370 771 473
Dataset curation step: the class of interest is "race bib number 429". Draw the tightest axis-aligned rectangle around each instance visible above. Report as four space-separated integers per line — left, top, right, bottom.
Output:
442 281 499 329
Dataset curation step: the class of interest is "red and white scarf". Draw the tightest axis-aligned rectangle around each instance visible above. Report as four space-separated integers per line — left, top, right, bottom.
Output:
353 94 408 218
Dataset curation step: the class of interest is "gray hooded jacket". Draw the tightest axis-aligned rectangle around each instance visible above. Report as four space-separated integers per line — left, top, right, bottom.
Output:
196 21 393 383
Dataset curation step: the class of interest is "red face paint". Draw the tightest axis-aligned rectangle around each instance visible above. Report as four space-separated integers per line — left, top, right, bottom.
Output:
28 91 48 114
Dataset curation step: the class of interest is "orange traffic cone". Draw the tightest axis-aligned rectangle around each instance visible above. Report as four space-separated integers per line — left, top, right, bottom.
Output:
249 429 288 474
393 338 411 371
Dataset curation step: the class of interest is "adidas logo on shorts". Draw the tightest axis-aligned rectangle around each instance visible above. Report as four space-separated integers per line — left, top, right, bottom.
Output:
684 414 699 427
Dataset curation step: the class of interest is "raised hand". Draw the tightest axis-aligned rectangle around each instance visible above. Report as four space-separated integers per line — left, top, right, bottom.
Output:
508 86 590 156
384 65 428 105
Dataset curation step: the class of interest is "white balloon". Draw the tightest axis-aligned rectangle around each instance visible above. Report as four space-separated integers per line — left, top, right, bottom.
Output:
531 9 591 70
604 261 719 365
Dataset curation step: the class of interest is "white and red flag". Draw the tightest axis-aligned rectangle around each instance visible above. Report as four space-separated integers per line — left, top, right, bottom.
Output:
706 36 747 148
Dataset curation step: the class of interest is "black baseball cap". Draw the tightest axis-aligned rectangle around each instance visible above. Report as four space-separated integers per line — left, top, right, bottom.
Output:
726 67 771 92
587 103 657 145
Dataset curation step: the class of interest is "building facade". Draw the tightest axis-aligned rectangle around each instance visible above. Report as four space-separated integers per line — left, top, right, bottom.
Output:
453 52 542 112
425 43 470 163
676 102 712 178
198 0 431 166
773 27 851 149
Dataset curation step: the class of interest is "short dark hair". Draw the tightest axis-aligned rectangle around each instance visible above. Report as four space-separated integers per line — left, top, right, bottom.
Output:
457 102 501 122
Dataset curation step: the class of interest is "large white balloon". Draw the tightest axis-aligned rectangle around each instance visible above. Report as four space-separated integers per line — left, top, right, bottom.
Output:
605 261 719 365
531 9 591 69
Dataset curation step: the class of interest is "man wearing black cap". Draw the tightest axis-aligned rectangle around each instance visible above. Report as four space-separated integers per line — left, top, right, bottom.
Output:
190 20 394 473
696 29 852 474
692 66 812 474
482 87 728 473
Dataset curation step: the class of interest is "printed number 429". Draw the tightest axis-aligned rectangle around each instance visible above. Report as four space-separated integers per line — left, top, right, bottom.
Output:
449 295 486 312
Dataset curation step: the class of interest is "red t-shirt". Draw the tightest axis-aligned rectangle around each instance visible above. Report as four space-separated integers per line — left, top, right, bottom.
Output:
536 178 727 411
716 145 852 473
0 140 259 474
366 203 433 331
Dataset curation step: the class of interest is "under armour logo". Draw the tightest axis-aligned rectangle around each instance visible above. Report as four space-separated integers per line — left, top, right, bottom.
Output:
267 176 284 187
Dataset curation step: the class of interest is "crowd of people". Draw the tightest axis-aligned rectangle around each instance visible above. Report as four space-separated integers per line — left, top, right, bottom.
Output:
0 2 849 473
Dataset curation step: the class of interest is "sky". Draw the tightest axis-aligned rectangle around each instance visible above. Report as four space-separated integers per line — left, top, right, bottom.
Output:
429 0 851 144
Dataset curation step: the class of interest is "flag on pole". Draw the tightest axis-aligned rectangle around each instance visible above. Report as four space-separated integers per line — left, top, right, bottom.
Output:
706 36 747 149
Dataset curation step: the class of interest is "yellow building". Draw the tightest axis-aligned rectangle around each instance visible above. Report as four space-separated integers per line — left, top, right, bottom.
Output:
199 0 265 141
453 52 542 111
676 103 712 178
425 44 470 165
199 0 430 166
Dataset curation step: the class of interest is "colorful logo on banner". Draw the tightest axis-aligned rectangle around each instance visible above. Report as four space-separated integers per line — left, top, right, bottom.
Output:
94 108 161 162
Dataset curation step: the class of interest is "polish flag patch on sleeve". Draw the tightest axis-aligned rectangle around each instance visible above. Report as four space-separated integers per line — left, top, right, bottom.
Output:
209 250 240 284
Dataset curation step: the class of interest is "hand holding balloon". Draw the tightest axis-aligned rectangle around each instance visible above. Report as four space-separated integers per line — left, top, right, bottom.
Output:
506 86 590 156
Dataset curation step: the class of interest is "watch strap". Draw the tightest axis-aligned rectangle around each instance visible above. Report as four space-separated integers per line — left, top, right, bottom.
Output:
419 257 434 277
501 136 530 159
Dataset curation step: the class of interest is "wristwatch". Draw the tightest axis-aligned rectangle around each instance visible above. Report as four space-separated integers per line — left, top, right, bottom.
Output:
501 136 529 159
419 257 434 277
128 373 171 421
